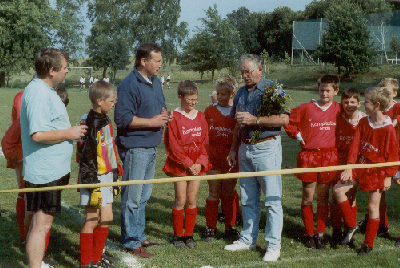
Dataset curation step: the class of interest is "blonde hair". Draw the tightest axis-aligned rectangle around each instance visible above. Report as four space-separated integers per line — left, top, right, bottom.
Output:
364 86 392 111
89 81 116 105
378 78 398 91
215 75 237 94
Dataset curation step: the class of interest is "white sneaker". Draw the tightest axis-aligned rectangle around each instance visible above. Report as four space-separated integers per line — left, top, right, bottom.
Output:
224 240 256 251
262 247 280 262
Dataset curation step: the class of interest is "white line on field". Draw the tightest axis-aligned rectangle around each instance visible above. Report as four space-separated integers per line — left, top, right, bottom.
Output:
60 201 143 268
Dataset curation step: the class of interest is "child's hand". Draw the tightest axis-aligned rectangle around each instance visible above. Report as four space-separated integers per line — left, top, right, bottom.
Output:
189 164 201 176
383 177 392 191
393 118 398 127
394 178 400 185
227 150 237 167
341 169 353 182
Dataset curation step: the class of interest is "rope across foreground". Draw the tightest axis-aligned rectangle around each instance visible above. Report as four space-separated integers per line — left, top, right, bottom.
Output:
1 161 400 194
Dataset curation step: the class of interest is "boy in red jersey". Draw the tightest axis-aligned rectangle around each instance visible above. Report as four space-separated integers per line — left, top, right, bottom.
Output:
79 81 121 267
284 75 341 249
331 88 365 246
336 86 398 255
359 78 400 236
203 75 239 242
163 80 211 249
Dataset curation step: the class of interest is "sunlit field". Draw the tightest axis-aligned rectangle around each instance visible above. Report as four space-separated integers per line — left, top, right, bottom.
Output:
2 66 400 267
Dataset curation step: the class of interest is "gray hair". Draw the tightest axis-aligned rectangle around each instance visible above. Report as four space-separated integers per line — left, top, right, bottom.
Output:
240 54 264 68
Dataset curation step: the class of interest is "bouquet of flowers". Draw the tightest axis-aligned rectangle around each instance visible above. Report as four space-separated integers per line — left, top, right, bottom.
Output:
250 80 291 143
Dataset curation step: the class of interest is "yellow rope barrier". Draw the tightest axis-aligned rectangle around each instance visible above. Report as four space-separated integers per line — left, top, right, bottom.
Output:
0 161 399 194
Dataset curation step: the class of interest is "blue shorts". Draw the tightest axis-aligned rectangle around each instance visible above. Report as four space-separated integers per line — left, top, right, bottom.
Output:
80 172 113 207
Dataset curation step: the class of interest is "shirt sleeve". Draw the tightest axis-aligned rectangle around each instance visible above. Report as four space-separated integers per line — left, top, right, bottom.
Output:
384 127 399 177
114 86 137 128
25 89 53 136
284 105 302 139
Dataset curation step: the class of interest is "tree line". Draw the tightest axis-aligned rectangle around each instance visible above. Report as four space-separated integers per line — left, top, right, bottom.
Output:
1 0 400 86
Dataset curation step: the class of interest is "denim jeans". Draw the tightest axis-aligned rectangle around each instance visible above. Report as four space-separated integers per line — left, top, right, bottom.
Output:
238 136 283 249
119 147 156 250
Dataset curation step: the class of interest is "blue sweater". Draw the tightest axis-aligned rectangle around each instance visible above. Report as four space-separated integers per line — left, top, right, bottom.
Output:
114 68 166 148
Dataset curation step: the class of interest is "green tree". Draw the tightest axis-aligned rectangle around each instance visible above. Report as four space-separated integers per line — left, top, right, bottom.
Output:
226 7 260 54
53 0 86 58
0 0 55 86
316 0 375 74
178 4 243 81
390 36 400 58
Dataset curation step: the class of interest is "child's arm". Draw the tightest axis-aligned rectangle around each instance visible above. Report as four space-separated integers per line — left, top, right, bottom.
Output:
383 177 392 191
283 105 304 144
190 115 210 175
79 125 100 185
227 124 240 167
341 169 353 182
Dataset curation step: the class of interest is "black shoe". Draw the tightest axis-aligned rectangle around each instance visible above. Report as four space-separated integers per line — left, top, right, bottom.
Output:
217 212 225 222
185 236 196 249
80 262 93 268
395 237 400 247
331 228 342 247
224 226 240 241
42 257 57 268
203 226 216 242
101 251 120 264
377 225 389 237
304 235 316 249
173 236 185 249
93 259 116 268
341 224 360 245
315 233 326 249
357 244 372 256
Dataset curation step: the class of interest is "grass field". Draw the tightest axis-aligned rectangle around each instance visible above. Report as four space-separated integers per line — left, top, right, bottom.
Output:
2 69 400 267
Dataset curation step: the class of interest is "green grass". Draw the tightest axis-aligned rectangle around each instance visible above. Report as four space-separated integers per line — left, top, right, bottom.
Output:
2 72 400 267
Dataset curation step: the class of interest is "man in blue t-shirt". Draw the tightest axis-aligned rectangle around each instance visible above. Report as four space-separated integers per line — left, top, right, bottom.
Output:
21 48 87 268
114 42 173 258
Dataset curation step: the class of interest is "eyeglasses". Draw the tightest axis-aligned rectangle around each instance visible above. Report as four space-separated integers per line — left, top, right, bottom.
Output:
240 69 255 75
185 98 198 103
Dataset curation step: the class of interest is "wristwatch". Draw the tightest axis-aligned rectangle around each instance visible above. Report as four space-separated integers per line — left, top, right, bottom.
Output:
256 117 260 125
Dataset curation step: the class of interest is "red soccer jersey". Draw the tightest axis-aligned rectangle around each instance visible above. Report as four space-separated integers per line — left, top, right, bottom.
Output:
347 116 398 177
163 109 211 177
204 104 236 146
383 101 400 149
335 111 366 164
284 100 341 149
12 91 23 123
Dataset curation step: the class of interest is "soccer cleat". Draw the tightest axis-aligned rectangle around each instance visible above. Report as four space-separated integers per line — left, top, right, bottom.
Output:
331 228 343 247
262 247 280 262
217 212 225 222
92 259 116 268
304 235 316 249
224 226 240 241
224 240 256 251
203 227 216 242
341 224 360 245
357 244 372 256
376 225 389 237
80 262 93 268
41 257 57 268
315 232 326 250
173 236 185 249
185 236 196 249
101 251 120 264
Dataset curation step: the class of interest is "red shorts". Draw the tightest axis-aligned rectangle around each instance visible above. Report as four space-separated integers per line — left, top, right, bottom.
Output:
209 144 238 174
296 148 338 184
353 157 386 192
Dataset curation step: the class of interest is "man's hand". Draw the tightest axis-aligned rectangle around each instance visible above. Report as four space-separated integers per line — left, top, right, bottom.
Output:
189 164 202 176
68 125 87 140
90 188 103 208
341 169 353 183
227 150 237 168
236 112 257 126
151 113 170 128
383 177 392 191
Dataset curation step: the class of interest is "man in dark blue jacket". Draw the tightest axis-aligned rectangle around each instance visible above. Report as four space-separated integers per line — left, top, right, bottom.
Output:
114 42 172 258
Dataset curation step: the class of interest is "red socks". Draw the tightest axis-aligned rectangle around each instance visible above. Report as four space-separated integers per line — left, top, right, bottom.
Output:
330 201 342 230
338 200 357 228
16 196 26 241
205 199 219 229
316 205 329 234
184 207 197 237
93 226 109 263
221 196 236 230
379 194 388 228
80 226 109 266
301 205 314 236
45 230 51 252
80 233 93 266
172 208 184 237
364 218 380 248
234 190 240 214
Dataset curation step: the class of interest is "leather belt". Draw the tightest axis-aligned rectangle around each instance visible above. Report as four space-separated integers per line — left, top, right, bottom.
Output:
242 134 279 144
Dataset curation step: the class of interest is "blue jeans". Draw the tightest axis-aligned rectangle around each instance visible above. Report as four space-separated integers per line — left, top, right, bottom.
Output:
119 147 156 250
238 136 283 249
